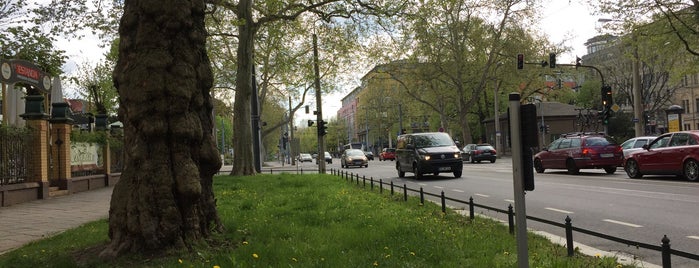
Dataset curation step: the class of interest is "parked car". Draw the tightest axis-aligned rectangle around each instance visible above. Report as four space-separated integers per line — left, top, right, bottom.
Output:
624 131 699 181
395 132 463 179
379 148 396 161
364 151 374 161
533 132 623 175
298 153 313 163
316 151 332 164
341 149 369 168
620 136 657 159
462 144 497 163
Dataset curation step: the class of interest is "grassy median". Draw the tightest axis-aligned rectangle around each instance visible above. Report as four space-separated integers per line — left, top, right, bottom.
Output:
0 173 633 267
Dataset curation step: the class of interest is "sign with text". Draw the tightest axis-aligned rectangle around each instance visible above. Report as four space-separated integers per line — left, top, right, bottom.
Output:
0 59 52 93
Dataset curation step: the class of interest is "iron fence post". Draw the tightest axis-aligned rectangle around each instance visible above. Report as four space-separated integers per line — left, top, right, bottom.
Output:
565 216 574 257
469 197 474 220
370 177 374 190
403 184 408 201
441 191 446 213
508 204 514 235
420 187 424 205
379 179 383 194
662 235 671 268
390 181 394 195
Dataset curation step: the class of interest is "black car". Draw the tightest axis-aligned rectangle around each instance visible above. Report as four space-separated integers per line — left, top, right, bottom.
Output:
364 151 374 161
395 132 463 179
462 144 497 163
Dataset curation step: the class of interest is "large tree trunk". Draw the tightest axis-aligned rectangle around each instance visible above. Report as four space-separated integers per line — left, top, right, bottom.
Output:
231 0 257 175
100 0 222 258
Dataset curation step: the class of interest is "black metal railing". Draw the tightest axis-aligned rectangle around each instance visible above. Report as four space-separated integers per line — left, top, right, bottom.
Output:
0 127 32 185
328 168 698 268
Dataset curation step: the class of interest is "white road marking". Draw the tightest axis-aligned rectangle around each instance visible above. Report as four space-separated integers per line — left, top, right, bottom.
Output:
418 183 427 186
603 219 643 228
687 236 699 240
452 189 464 193
504 199 515 203
545 207 574 214
433 186 444 189
475 193 490 198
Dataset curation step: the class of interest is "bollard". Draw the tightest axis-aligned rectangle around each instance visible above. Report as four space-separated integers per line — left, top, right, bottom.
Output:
565 216 574 257
440 191 446 213
661 235 671 268
420 187 424 205
380 179 383 194
390 181 394 195
469 197 474 220
507 204 514 235
403 184 407 201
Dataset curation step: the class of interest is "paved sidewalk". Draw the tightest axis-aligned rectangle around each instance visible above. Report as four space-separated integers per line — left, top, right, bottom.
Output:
0 186 114 255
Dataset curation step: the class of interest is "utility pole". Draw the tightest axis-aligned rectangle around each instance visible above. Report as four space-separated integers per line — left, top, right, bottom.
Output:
632 47 643 136
313 33 326 173
289 96 296 165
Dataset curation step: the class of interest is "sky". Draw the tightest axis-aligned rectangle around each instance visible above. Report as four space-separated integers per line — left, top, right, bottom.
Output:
56 1 603 123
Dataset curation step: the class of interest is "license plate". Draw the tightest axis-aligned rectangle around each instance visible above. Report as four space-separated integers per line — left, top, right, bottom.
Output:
438 167 451 171
600 153 613 158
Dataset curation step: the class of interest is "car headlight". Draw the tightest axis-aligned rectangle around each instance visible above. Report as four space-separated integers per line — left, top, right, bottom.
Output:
423 155 431 160
454 153 461 158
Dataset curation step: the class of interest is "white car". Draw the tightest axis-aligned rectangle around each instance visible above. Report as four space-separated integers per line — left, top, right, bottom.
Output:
298 153 313 162
620 136 657 159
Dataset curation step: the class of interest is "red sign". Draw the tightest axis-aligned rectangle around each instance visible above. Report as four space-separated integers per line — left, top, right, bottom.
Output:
0 59 51 93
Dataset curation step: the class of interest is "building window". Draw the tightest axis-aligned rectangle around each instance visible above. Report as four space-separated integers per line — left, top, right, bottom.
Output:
683 100 690 113
684 124 691 131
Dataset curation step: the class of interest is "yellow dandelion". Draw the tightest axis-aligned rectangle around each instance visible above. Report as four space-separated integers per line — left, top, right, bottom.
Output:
373 261 379 266
242 241 249 245
595 253 601 258
214 266 221 268
253 253 259 259
178 259 183 264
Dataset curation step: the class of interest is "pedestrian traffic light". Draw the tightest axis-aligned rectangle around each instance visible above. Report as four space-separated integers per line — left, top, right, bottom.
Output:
308 120 314 127
601 85 613 108
517 54 524 69
317 120 327 136
549 53 556 68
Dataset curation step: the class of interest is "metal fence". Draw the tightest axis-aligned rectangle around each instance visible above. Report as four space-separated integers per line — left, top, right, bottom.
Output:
229 166 699 268
0 127 32 185
331 169 699 268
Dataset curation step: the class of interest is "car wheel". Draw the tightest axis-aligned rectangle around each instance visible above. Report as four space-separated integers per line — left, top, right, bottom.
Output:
566 159 579 175
683 159 699 181
604 166 616 174
453 170 462 178
433 172 439 176
490 159 496 163
624 159 642 178
477 160 481 163
470 158 475 164
365 164 369 168
397 162 405 178
413 164 423 179
534 158 545 173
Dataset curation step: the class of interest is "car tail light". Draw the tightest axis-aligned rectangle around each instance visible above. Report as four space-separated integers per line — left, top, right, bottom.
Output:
582 148 590 157
474 150 480 155
492 149 497 154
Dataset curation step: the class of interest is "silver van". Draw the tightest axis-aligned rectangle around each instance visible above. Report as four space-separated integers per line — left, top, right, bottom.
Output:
395 132 463 179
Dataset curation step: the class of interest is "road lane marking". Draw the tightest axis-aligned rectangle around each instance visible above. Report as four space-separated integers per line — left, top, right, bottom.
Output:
475 193 490 198
545 207 574 214
504 199 515 203
688 236 699 240
418 183 427 186
603 219 643 228
433 186 444 189
452 189 464 193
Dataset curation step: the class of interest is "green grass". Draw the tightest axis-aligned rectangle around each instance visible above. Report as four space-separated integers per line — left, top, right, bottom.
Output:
0 174 634 267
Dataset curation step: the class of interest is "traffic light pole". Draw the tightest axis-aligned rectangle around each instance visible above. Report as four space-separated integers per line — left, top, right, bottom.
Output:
509 93 529 268
313 33 326 173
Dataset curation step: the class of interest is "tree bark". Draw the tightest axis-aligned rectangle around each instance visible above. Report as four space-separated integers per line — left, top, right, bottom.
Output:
101 0 222 258
231 0 257 175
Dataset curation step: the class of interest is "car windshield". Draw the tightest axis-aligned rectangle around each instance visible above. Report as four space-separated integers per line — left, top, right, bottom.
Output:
385 148 395 153
476 145 494 150
346 150 364 156
413 134 454 148
585 137 613 146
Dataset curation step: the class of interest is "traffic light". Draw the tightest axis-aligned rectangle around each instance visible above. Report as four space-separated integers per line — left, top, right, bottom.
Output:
601 85 613 108
602 109 613 125
575 56 582 68
317 120 327 136
307 120 314 127
520 104 537 191
517 54 524 69
549 53 556 68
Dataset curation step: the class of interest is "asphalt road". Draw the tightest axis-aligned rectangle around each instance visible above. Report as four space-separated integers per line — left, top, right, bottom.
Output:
326 157 699 268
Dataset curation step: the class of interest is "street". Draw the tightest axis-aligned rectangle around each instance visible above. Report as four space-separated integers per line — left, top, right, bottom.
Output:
321 157 699 268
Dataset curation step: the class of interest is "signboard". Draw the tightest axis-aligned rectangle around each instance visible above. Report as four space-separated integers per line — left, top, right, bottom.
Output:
0 59 52 93
668 114 680 132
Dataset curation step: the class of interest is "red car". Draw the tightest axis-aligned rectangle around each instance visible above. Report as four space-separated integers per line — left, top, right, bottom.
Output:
379 148 396 161
624 131 699 181
533 132 623 175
